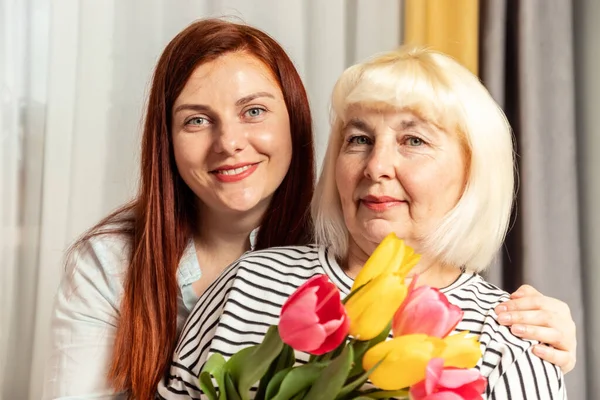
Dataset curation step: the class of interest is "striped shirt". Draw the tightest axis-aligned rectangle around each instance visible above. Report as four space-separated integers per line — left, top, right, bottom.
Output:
157 245 566 399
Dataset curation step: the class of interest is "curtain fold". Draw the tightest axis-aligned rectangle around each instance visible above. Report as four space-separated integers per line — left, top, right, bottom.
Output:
479 1 587 398
404 0 479 74
574 0 600 396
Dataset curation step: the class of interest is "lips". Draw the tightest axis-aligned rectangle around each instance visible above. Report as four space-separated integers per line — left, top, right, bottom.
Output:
360 195 405 212
211 162 260 183
213 164 256 176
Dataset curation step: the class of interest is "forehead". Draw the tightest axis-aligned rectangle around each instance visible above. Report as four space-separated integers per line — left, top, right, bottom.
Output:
175 52 283 104
342 107 435 133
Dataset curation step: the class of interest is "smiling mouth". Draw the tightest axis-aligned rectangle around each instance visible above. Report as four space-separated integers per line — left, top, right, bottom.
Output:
213 164 257 176
211 162 260 183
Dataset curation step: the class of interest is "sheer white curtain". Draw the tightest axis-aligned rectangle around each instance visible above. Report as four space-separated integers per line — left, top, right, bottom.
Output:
0 1 403 398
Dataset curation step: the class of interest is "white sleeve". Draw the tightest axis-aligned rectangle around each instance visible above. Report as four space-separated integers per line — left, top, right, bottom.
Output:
42 236 129 399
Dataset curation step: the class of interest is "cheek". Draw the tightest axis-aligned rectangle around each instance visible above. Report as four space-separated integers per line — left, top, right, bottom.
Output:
172 134 210 171
401 157 466 213
252 120 293 172
335 155 361 206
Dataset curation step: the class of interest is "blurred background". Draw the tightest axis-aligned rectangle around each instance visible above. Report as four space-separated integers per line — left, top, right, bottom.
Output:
0 0 598 398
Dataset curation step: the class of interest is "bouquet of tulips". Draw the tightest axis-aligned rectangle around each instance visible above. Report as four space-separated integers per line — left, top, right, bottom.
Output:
199 234 487 400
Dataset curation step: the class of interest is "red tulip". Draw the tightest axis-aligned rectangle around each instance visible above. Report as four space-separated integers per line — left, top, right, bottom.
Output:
393 278 463 338
278 274 349 355
410 358 487 400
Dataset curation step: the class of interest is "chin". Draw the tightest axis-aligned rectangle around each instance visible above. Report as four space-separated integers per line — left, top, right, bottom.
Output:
361 221 393 243
361 219 411 243
223 200 262 214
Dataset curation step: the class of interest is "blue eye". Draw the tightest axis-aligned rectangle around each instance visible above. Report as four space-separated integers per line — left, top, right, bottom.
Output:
186 117 208 126
245 107 265 118
348 135 372 145
407 136 424 146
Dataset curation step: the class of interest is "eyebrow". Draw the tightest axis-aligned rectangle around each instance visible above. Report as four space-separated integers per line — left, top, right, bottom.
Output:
173 92 276 114
399 119 419 130
173 104 213 114
235 91 275 106
344 118 375 135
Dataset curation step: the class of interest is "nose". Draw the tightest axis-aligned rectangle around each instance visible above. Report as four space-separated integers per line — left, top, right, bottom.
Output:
364 142 396 182
212 121 248 155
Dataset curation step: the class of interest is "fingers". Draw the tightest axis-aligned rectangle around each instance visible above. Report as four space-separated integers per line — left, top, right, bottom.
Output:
496 310 557 328
532 344 576 374
511 284 541 298
508 324 568 350
495 295 570 316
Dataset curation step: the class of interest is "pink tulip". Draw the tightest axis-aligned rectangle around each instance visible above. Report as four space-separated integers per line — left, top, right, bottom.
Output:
278 274 349 355
393 278 463 338
410 358 487 400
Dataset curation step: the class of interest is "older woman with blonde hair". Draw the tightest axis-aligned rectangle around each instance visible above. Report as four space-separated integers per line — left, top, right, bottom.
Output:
159 46 567 399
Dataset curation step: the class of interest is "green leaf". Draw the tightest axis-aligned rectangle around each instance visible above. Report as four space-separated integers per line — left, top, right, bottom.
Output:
289 388 309 400
265 367 293 400
361 389 409 399
303 346 354 400
201 353 228 400
256 344 296 400
199 371 218 400
336 359 384 400
348 322 391 378
350 397 376 400
342 282 368 305
226 326 284 399
224 372 243 400
271 363 329 400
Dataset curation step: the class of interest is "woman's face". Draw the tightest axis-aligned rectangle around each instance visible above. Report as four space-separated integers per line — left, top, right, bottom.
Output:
335 107 468 256
171 52 292 218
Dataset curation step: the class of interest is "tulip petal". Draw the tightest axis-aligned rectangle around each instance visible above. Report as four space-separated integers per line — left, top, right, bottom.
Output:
347 274 407 340
409 380 428 399
279 288 324 351
425 358 444 394
393 284 463 339
321 318 343 336
315 315 350 355
352 233 400 291
451 376 487 400
423 392 465 400
363 335 442 390
440 332 482 369
281 275 330 314
437 368 483 389
315 284 344 322
279 319 326 353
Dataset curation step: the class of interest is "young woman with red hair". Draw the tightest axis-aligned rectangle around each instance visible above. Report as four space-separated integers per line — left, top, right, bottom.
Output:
43 19 314 400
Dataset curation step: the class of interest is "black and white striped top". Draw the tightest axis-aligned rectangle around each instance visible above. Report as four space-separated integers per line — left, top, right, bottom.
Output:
157 245 566 399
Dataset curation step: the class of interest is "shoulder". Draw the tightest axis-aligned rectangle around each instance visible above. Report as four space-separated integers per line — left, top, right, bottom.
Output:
232 245 324 273
445 274 509 335
237 244 322 262
447 275 565 397
61 232 132 301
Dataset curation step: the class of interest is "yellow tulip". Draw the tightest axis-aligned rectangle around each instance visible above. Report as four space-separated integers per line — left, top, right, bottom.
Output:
440 331 482 369
352 233 420 292
346 273 408 340
362 334 445 390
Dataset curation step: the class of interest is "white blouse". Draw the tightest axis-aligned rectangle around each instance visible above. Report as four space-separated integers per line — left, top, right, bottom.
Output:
42 229 258 399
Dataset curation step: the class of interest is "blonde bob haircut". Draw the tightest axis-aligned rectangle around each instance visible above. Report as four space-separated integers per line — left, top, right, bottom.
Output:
311 46 515 272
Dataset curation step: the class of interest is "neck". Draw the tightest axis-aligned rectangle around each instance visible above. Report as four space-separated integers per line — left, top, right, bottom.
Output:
195 204 264 259
344 239 461 289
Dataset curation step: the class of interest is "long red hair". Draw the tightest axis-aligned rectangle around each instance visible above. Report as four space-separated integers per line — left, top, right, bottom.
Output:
72 19 314 399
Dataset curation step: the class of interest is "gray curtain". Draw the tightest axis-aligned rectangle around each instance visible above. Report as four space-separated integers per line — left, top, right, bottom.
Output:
574 0 600 396
480 1 588 399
